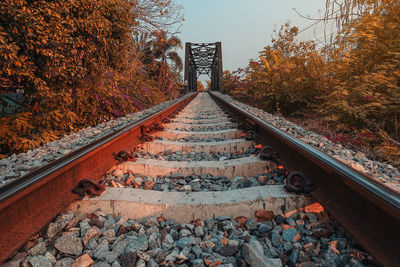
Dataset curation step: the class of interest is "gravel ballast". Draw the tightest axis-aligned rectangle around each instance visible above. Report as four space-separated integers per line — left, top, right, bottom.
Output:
3 209 376 267
0 94 192 187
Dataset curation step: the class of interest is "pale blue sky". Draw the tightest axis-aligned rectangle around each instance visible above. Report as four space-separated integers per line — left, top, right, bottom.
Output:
175 0 329 84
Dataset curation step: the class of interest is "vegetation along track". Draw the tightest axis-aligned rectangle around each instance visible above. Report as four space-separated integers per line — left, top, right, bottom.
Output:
1 92 399 266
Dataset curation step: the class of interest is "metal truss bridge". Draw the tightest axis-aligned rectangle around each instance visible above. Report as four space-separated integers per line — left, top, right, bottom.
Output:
184 42 223 92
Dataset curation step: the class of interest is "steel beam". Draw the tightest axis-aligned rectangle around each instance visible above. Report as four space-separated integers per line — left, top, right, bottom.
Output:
184 42 223 91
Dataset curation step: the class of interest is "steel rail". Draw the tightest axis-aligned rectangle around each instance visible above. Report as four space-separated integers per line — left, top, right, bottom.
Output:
0 92 197 263
210 92 400 267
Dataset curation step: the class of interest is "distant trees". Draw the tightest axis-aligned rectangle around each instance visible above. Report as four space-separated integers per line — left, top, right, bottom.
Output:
224 0 400 164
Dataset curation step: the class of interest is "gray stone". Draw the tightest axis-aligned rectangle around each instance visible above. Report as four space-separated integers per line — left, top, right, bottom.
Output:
148 232 160 249
112 239 130 256
80 220 91 237
44 252 56 264
87 239 98 250
135 258 146 267
245 219 258 231
282 228 299 242
46 212 74 239
144 217 158 227
283 242 293 252
289 249 300 264
136 251 150 262
191 259 205 267
104 217 116 229
176 237 193 248
258 224 272 234
125 235 148 253
94 239 110 260
93 262 111 267
146 226 159 234
195 226 204 237
324 243 340 266
215 215 232 221
83 226 101 245
156 248 170 263
54 257 74 267
103 229 116 239
163 234 174 249
147 259 158 267
54 234 83 256
111 262 121 267
165 248 180 261
28 255 52 267
271 231 282 248
243 241 282 267
180 228 192 237
28 241 46 256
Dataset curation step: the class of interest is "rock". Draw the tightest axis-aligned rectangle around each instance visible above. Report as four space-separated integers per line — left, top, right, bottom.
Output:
258 223 272 234
121 252 137 267
144 217 158 227
147 259 158 267
182 185 192 191
255 210 275 221
148 232 160 249
71 254 94 267
194 226 204 237
55 257 74 267
177 237 194 248
143 180 155 190
80 220 91 237
125 235 148 253
93 262 111 267
44 252 56 264
324 242 340 266
180 228 192 237
46 211 74 239
282 228 300 242
191 259 205 267
83 226 101 245
54 234 83 256
243 241 282 267
289 249 300 265
270 231 282 248
215 215 232 221
165 248 179 261
103 229 116 239
245 219 258 231
220 246 239 257
135 258 146 267
200 241 215 249
94 239 110 260
136 251 150 262
112 239 130 256
275 214 286 225
28 255 52 267
28 241 46 256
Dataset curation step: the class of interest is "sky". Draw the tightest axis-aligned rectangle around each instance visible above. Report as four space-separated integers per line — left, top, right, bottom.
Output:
174 0 330 84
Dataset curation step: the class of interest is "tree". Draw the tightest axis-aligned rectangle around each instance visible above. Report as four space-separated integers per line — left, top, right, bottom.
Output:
133 0 184 34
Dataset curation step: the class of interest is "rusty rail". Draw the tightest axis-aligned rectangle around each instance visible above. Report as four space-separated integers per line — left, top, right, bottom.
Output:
0 92 197 263
210 92 400 267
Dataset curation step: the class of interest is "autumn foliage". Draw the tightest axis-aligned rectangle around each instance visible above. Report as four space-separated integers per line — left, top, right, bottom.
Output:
0 0 182 156
224 0 400 164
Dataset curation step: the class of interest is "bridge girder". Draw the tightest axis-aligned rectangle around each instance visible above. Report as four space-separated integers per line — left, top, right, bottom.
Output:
184 42 223 92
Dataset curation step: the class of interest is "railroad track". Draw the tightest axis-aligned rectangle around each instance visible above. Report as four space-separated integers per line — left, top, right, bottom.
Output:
1 92 399 266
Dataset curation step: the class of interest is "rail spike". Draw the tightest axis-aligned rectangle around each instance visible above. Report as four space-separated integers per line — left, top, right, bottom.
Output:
72 178 106 199
284 172 316 196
